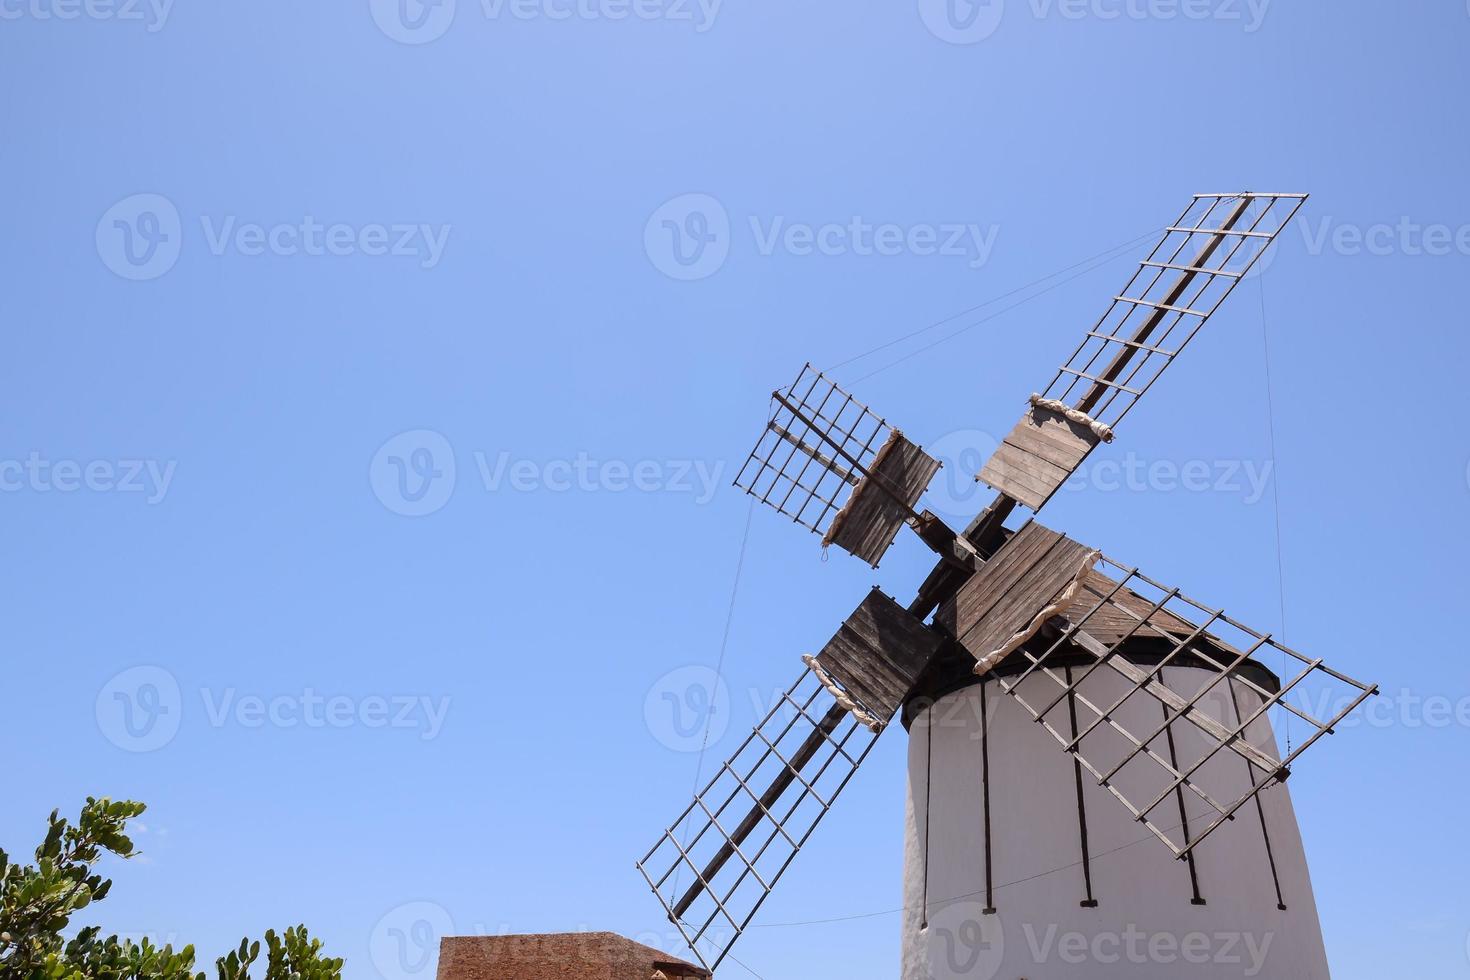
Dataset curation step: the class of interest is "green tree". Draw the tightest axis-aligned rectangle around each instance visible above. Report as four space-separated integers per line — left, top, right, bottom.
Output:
0 799 342 980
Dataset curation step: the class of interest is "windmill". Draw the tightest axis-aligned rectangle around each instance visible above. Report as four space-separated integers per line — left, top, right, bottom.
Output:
636 193 1378 978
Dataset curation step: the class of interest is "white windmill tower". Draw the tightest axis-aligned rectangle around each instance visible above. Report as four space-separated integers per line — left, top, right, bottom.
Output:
637 193 1378 979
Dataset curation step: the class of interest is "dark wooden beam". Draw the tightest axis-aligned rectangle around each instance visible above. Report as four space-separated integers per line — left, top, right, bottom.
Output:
1077 195 1252 414
672 703 848 920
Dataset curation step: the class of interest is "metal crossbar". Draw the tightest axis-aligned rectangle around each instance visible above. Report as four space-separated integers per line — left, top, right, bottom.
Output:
992 553 1377 860
1165 225 1276 238
1039 193 1309 431
733 364 897 538
1113 295 1211 318
637 668 882 973
1139 261 1244 278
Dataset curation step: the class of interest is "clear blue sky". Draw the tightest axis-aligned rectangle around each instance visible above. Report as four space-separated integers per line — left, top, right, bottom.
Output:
2 2 1467 978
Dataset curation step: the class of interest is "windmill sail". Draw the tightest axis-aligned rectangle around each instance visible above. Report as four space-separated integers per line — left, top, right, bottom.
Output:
734 364 940 567
638 668 881 973
638 592 941 972
938 521 1377 859
978 193 1307 513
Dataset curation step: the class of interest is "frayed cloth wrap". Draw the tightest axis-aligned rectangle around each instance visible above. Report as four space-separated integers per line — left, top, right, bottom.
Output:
971 549 1103 676
802 654 886 732
1030 393 1115 444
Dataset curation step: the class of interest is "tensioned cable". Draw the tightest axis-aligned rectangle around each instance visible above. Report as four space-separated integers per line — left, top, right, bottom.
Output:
670 499 756 900
820 228 1163 386
1257 274 1292 754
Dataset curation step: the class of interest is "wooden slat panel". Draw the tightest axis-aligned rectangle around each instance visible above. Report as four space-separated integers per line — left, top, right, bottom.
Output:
937 522 1062 636
818 630 897 713
989 444 1069 498
835 627 913 706
962 537 1093 659
937 522 1095 669
977 402 1102 512
957 538 1094 662
843 587 940 675
825 433 940 567
814 589 943 723
1002 413 1096 470
976 442 1059 510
